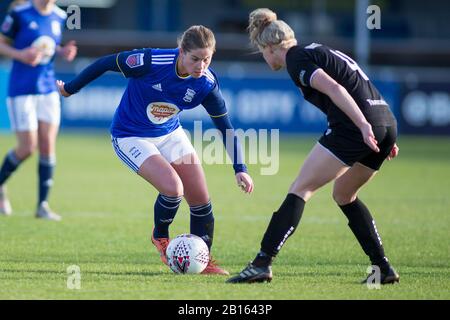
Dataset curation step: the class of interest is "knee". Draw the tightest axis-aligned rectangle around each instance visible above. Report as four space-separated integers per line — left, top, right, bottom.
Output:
38 141 53 156
160 178 184 198
332 189 356 206
187 194 210 207
15 144 36 160
289 181 314 202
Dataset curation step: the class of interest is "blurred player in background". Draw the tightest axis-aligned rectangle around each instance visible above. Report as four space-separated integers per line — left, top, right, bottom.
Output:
228 8 400 284
56 25 254 275
0 0 77 220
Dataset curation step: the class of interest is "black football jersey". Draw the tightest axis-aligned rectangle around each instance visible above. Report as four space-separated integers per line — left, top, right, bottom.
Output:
286 43 396 128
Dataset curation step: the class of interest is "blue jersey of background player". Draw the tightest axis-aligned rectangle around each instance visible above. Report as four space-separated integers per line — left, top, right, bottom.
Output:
0 0 77 220
2 0 65 96
57 25 254 275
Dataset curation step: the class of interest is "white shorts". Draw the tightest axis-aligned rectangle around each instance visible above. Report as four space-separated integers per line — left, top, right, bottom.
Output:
6 92 61 132
111 126 196 173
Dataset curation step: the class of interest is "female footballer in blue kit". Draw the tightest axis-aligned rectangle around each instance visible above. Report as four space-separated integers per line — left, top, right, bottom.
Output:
227 9 399 284
0 0 77 220
56 25 254 275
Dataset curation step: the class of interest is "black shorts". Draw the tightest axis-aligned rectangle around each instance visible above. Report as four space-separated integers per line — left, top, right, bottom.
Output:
318 124 397 171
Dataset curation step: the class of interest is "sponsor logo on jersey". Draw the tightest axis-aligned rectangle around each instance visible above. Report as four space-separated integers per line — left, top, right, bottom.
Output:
31 36 56 65
183 88 196 103
366 99 388 106
146 102 180 124
126 53 144 68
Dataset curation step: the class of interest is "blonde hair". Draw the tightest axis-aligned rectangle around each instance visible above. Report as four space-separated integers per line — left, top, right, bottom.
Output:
178 25 216 53
248 8 297 49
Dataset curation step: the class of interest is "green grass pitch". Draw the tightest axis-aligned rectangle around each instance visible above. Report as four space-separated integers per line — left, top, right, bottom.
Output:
0 132 449 299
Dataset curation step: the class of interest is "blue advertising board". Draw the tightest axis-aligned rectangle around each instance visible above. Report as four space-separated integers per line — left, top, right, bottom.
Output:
399 82 450 135
0 67 402 134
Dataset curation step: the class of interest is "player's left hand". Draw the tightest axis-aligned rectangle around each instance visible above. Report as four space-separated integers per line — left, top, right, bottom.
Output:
387 143 399 160
56 80 71 97
58 40 78 62
235 172 254 194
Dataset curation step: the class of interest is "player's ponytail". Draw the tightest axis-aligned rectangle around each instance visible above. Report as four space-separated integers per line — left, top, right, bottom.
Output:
248 8 297 49
178 25 216 53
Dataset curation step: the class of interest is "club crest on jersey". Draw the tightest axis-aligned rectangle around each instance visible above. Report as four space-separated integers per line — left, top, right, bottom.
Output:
183 88 196 103
126 53 144 68
147 102 180 124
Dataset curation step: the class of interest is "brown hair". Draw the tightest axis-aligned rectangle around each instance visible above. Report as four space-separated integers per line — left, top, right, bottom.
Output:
178 25 216 52
248 8 296 49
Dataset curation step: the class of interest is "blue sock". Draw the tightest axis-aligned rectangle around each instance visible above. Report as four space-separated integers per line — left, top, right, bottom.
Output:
153 194 182 238
190 200 214 250
0 150 22 186
38 155 56 205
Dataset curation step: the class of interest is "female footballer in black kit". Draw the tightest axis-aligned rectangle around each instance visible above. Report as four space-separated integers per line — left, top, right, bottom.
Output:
227 8 400 284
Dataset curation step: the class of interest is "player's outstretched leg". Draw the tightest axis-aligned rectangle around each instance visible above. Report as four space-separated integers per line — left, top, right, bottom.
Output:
227 193 305 283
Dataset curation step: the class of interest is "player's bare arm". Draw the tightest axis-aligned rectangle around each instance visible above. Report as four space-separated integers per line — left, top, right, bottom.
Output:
310 69 379 152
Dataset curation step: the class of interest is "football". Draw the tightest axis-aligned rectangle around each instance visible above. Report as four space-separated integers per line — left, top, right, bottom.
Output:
166 234 210 274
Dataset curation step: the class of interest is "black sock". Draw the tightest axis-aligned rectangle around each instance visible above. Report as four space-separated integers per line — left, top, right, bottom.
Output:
259 193 305 261
339 198 389 270
0 150 22 186
153 194 182 238
252 251 274 268
38 155 56 205
190 200 214 250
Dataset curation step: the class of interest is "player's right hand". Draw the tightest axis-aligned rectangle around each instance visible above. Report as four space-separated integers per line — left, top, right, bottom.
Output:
56 80 71 97
18 47 43 66
360 121 380 153
236 172 254 194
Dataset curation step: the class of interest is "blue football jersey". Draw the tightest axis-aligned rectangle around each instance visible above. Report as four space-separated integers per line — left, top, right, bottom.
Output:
1 2 66 97
111 48 220 138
